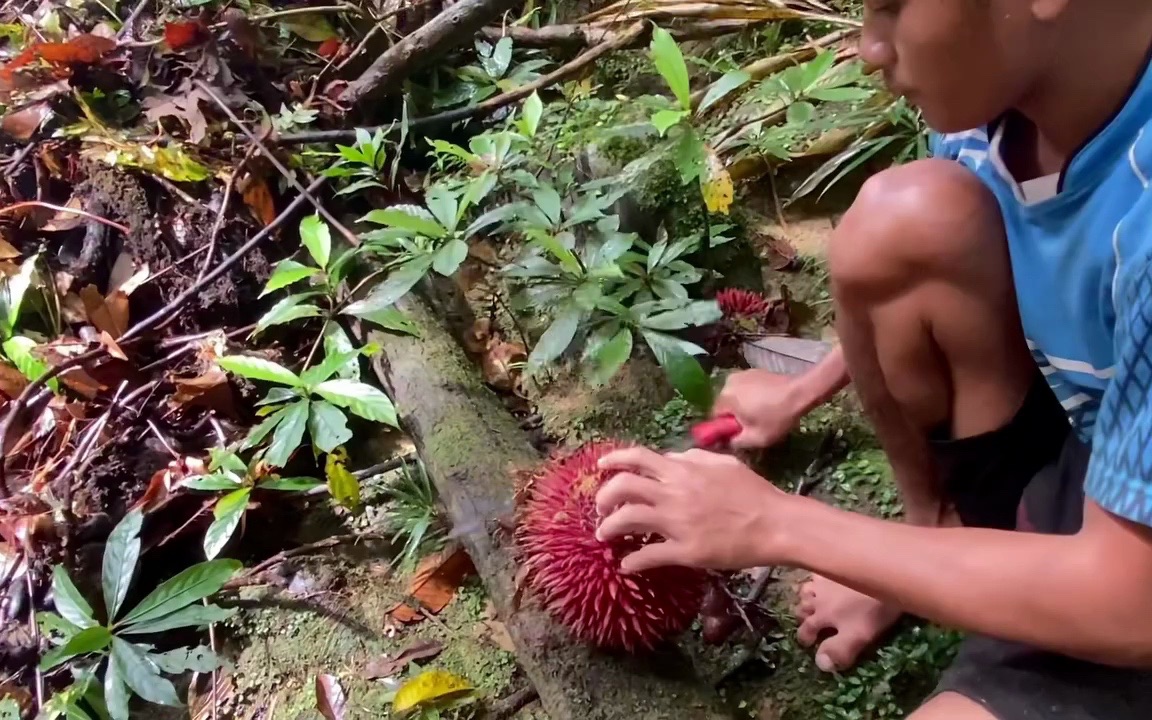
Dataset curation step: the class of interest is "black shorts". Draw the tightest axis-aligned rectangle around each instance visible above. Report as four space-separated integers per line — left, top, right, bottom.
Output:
927 374 1152 719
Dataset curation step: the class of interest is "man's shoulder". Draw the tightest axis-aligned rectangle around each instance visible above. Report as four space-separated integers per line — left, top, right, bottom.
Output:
928 128 992 167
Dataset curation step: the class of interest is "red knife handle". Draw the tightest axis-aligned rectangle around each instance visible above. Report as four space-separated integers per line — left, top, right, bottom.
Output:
691 415 742 448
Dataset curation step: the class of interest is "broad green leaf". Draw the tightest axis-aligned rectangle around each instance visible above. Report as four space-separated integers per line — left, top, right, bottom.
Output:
651 109 686 136
118 559 241 629
658 347 713 414
807 86 873 103
264 399 310 467
261 260 318 297
322 323 360 380
256 386 300 407
151 645 226 674
342 256 435 315
589 327 633 387
51 566 96 629
110 639 181 708
254 294 324 335
674 130 707 185
218 355 302 387
464 202 520 238
183 474 244 491
3 336 56 390
527 305 581 371
301 350 361 387
518 92 543 137
38 611 81 643
360 207 445 238
260 476 323 491
488 36 513 78
300 214 332 269
308 400 353 453
649 26 691 110
641 329 708 365
117 603 234 635
203 488 250 560
102 510 142 622
786 100 816 126
432 239 469 276
425 185 459 233
641 300 721 330
208 448 247 474
531 185 562 227
392 669 473 714
314 380 398 426
0 698 19 720
460 172 497 219
39 626 112 671
350 307 421 337
242 403 292 450
326 450 361 510
698 70 750 114
103 651 130 720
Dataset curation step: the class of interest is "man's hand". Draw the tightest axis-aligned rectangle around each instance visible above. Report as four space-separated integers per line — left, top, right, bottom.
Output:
713 369 807 448
594 446 792 572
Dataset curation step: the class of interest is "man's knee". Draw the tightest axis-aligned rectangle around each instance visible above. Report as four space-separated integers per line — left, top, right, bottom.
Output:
828 158 1007 297
908 692 997 720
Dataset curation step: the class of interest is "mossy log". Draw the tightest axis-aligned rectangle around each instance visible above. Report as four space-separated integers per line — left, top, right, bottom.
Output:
362 296 727 720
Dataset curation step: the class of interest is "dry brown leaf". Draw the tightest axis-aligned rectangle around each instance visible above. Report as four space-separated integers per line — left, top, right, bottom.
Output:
315 675 347 720
387 545 475 623
1 101 52 141
164 20 207 50
41 196 87 232
481 341 526 393
476 620 516 653
361 640 443 680
170 367 238 418
0 362 27 399
79 284 128 338
241 176 276 226
99 331 127 360
0 236 18 260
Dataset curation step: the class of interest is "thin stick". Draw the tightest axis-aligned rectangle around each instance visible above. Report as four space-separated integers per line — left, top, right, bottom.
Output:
224 533 386 588
275 21 648 146
26 570 43 711
0 201 129 234
194 81 360 248
117 0 151 38
198 161 242 283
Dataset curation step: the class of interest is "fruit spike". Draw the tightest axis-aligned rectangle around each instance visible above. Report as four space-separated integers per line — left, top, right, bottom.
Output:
515 441 707 652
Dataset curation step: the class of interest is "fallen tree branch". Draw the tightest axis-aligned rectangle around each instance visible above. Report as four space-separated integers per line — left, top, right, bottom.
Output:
341 0 524 106
223 532 388 589
276 21 646 146
480 18 767 49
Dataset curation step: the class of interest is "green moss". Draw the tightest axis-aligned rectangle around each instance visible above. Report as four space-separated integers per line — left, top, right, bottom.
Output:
423 410 501 472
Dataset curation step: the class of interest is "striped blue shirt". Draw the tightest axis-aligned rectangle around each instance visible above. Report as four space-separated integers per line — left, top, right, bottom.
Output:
930 55 1152 527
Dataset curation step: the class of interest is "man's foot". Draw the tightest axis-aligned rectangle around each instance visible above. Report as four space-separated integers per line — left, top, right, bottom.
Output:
794 575 903 672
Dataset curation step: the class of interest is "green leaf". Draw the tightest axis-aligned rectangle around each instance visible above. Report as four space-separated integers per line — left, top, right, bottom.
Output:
589 327 633 387
488 36 513 78
103 650 130 720
51 566 96 629
807 86 872 103
350 307 421 337
109 639 181 708
786 100 816 126
322 323 360 380
183 474 244 491
151 645 226 674
301 350 361 387
118 560 242 629
432 239 469 276
102 510 142 622
326 452 361 510
518 92 543 137
208 448 247 474
464 203 520 238
342 256 435 315
3 336 56 390
0 698 19 720
261 260 318 297
361 207 445 238
698 70 750 114
309 401 353 453
256 386 300 407
242 403 292 450
300 214 332 269
527 305 581 371
314 380 398 425
260 476 323 491
651 109 687 136
650 26 691 110
658 347 713 414
674 130 707 185
2 253 37 336
203 488 250 560
117 603 235 635
264 399 310 467
641 300 721 331
217 355 302 387
532 186 562 227
39 626 112 671
641 329 707 365
254 294 324 335
425 185 459 233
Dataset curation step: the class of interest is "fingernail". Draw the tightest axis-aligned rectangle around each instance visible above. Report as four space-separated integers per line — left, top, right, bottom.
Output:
815 653 837 673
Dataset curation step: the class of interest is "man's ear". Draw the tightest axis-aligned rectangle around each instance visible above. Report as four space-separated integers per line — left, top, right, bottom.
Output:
1031 0 1070 22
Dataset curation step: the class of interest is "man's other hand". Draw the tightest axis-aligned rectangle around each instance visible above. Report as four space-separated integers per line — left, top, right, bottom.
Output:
713 369 806 449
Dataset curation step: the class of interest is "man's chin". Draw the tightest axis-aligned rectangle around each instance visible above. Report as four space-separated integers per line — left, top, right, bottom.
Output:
918 104 1000 135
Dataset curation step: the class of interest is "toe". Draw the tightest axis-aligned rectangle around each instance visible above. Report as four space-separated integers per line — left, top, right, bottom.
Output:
815 631 871 674
795 597 815 619
795 614 828 648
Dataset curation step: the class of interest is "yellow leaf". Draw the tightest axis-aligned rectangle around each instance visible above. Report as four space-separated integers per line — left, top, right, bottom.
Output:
392 670 473 714
701 149 734 215
281 15 337 42
325 448 360 510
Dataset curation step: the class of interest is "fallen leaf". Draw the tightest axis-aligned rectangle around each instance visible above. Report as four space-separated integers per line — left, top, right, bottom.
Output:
1 33 116 78
476 620 516 653
315 674 347 720
164 21 206 50
317 38 343 59
392 670 472 714
99 331 127 360
0 362 27 399
79 284 128 338
362 640 443 680
40 196 86 232
481 340 526 393
241 176 276 226
388 545 475 623
0 237 18 260
1 101 52 141
326 448 361 511
170 367 238 418
701 147 733 215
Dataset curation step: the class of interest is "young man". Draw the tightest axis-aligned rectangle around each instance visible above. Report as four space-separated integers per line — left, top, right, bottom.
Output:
594 1 1152 718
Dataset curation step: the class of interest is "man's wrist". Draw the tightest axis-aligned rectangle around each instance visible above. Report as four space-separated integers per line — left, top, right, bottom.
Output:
749 491 824 567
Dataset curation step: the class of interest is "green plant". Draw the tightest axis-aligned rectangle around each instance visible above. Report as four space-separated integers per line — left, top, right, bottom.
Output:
319 126 399 196
0 252 58 388
433 37 550 109
384 461 446 573
184 447 322 559
38 510 240 720
217 346 398 469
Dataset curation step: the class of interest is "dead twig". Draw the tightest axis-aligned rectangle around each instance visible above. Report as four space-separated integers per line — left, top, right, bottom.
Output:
0 201 130 234
26 569 43 712
224 533 386 589
484 686 538 720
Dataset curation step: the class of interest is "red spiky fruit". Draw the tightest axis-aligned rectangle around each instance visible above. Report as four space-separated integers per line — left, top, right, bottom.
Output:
716 288 771 333
515 441 708 652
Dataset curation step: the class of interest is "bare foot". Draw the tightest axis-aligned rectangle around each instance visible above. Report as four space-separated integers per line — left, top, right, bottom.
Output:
794 575 903 673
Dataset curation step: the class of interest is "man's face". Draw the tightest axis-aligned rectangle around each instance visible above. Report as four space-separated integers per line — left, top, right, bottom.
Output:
860 0 1057 132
